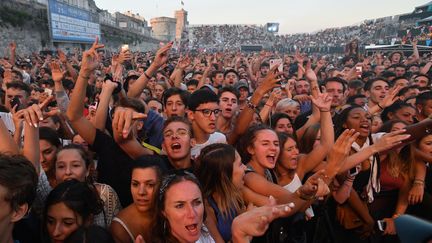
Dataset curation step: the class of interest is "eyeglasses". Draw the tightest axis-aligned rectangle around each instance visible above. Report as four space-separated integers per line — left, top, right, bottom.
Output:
194 109 221 117
163 128 189 138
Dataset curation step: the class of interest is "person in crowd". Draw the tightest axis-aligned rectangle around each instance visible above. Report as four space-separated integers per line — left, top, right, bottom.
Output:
151 170 215 243
41 179 104 243
216 86 239 136
162 87 189 119
195 143 247 242
187 89 226 158
110 156 162 243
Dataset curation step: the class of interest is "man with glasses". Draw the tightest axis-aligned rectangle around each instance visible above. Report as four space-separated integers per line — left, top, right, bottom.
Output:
187 89 226 158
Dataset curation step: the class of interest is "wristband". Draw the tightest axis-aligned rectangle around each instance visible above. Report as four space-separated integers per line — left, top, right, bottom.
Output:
265 103 273 107
144 72 151 80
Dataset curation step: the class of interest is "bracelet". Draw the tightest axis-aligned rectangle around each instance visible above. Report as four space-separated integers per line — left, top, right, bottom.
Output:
296 188 316 201
413 179 425 186
143 72 151 80
377 103 384 110
265 103 273 107
392 213 401 219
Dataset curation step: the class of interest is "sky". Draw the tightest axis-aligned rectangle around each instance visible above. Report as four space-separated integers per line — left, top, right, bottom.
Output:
94 0 428 34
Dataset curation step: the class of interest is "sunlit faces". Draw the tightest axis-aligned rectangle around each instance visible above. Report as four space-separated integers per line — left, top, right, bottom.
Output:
46 202 83 242
154 84 165 101
232 152 246 188
6 88 28 110
419 134 432 155
367 80 389 104
163 180 204 243
279 137 300 171
390 106 416 124
343 107 371 138
219 91 238 119
248 129 280 169
280 105 300 121
162 121 193 162
39 140 58 173
55 149 88 183
274 118 294 135
414 76 430 88
395 67 406 77
371 115 383 133
188 102 220 134
393 78 409 88
148 99 163 115
390 122 407 132
238 88 249 102
131 168 158 212
419 99 432 118
295 80 310 95
165 94 186 118
224 72 238 86
325 81 344 107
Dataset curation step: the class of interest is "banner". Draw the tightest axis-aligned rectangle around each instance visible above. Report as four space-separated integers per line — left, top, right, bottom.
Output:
48 0 101 43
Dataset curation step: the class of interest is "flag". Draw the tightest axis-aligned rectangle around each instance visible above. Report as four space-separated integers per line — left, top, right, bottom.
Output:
181 0 184 5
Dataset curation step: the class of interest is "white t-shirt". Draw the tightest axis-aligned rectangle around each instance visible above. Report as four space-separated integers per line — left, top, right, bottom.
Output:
191 132 226 159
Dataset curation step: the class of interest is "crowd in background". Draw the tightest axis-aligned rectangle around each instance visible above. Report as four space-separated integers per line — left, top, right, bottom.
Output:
1 13 432 243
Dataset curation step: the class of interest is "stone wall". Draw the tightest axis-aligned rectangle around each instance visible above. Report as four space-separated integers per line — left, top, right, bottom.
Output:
0 0 159 57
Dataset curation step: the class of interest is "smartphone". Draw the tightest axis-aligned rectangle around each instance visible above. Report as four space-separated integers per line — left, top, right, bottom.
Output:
377 220 386 231
270 58 283 73
348 166 359 177
121 44 129 52
10 97 21 111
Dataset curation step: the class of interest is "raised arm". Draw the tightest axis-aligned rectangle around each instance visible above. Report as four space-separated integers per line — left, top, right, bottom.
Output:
297 93 334 178
49 61 70 113
127 42 172 98
94 79 118 131
58 49 78 82
66 38 104 145
227 65 281 145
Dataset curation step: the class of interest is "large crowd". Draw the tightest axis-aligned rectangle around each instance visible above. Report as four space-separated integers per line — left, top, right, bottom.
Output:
188 19 424 53
1 29 432 243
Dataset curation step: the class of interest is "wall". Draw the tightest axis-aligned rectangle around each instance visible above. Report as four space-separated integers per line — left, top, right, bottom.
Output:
0 0 159 57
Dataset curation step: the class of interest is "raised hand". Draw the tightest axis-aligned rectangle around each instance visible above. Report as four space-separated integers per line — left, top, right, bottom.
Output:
57 49 68 64
310 92 332 111
372 129 411 153
379 85 401 109
81 37 104 75
177 55 191 70
257 64 283 94
118 49 133 64
49 62 66 83
231 196 293 241
327 129 359 175
152 42 173 68
21 96 54 127
112 107 147 142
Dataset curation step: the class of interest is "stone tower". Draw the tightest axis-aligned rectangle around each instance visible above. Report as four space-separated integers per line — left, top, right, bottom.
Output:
175 9 188 41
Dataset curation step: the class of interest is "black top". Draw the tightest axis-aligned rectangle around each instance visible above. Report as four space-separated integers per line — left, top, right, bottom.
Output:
90 129 135 207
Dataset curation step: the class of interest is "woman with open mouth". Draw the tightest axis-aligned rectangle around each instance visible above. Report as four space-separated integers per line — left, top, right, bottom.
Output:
151 171 214 243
